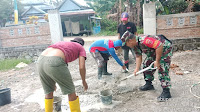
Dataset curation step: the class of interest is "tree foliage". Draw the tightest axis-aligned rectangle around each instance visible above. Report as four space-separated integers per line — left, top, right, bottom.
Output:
159 0 188 14
0 0 13 20
101 16 118 32
0 0 24 21
86 0 196 16
85 0 117 16
192 0 200 12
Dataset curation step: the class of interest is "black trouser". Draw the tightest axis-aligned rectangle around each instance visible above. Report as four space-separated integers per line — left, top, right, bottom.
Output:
122 45 136 69
91 52 109 67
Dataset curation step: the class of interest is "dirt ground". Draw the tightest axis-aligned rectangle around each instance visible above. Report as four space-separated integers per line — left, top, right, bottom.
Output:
0 36 200 112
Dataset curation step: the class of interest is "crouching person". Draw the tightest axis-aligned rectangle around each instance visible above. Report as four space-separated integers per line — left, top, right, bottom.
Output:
36 38 88 112
89 39 126 79
121 31 173 101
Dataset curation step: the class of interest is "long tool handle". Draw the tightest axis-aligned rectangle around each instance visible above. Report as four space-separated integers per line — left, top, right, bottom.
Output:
120 62 157 81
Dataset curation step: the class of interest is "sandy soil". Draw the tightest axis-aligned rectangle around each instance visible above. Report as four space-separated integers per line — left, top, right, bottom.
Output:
0 37 200 112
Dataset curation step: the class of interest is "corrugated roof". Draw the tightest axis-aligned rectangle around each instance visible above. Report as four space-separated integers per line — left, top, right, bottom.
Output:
23 2 55 10
21 6 46 16
58 0 91 12
60 9 95 16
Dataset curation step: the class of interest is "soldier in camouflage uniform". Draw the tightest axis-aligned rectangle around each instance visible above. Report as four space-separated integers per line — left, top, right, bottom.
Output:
121 31 173 101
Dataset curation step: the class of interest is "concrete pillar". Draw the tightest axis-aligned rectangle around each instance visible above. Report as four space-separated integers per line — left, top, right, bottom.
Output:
143 2 156 35
48 10 63 44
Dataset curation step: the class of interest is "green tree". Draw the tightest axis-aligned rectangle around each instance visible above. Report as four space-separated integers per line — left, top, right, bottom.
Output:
101 16 118 31
193 2 200 12
0 0 24 26
0 0 13 20
86 0 192 32
85 0 117 16
159 0 188 14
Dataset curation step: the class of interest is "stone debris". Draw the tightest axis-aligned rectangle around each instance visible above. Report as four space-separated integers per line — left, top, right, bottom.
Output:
183 71 191 74
170 64 179 69
31 72 35 75
170 64 185 75
175 71 184 75
15 62 28 68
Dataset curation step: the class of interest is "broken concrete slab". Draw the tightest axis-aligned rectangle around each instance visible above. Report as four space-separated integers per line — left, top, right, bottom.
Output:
15 62 28 68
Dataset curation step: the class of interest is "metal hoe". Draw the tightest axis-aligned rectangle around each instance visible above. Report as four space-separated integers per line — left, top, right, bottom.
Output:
120 62 157 81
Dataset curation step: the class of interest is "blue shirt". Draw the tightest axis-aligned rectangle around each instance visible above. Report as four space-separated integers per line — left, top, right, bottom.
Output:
89 39 123 66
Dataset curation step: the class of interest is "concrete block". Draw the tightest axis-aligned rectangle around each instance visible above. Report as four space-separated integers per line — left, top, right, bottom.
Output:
29 52 33 57
171 40 177 44
176 39 192 44
194 43 200 49
0 54 5 59
185 39 192 43
183 44 194 51
0 45 49 59
172 45 178 52
193 38 200 43
177 44 183 51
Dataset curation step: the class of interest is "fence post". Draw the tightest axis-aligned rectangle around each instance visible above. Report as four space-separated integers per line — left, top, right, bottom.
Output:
48 10 63 44
143 2 156 35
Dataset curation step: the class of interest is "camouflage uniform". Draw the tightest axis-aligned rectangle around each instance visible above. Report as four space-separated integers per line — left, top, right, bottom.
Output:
134 35 173 88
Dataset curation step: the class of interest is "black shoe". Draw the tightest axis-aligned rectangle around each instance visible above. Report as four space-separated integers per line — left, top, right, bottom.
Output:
98 67 103 79
157 88 171 102
103 72 112 75
139 81 155 91
102 62 112 75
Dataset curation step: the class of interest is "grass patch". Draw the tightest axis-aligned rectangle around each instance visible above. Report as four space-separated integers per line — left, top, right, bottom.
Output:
0 58 32 71
93 27 143 36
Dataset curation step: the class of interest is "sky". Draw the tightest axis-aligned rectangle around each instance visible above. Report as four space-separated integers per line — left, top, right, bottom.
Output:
74 0 87 6
20 0 87 6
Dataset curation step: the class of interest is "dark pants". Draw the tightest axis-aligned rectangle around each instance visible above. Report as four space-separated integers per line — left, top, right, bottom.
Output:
91 52 109 67
122 46 136 69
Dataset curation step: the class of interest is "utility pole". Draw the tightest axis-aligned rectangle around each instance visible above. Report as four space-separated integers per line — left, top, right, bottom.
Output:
14 0 18 24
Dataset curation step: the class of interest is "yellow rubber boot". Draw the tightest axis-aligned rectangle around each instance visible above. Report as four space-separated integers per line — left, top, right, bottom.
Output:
45 98 54 112
69 96 81 112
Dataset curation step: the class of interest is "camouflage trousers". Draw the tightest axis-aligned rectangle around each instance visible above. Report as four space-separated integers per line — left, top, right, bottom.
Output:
143 46 173 88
